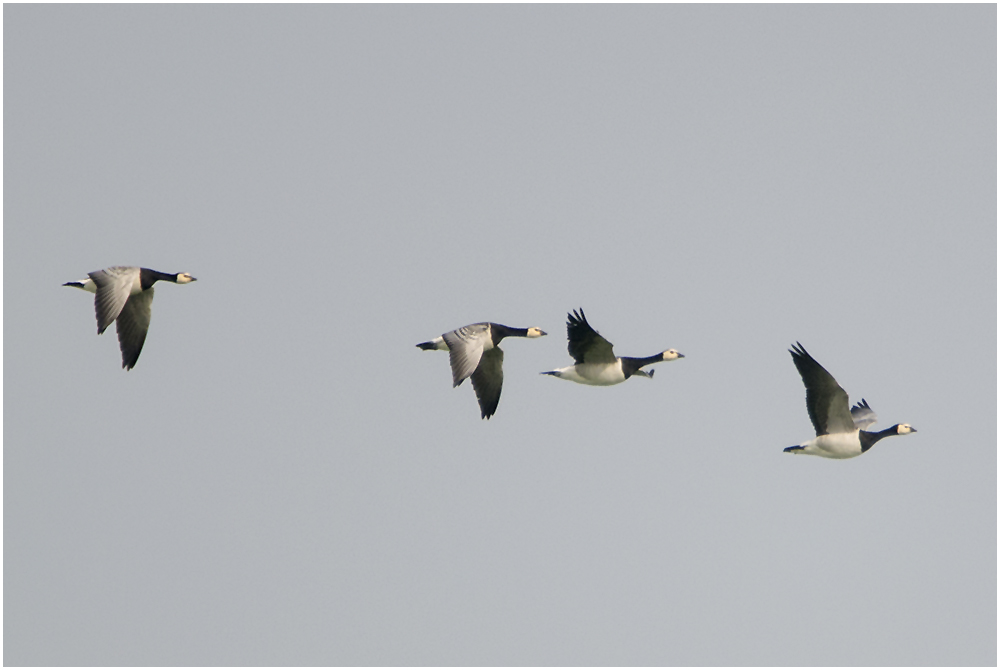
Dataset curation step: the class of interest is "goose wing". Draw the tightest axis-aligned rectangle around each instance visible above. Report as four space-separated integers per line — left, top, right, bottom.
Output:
470 347 504 419
567 309 616 365
442 323 490 387
789 342 856 436
850 398 879 430
89 266 138 334
116 288 154 370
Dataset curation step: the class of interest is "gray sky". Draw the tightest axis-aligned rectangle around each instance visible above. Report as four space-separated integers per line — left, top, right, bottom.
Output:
4 5 996 666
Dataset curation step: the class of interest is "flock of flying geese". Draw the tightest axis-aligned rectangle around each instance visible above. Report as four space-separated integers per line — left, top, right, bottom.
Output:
65 265 918 460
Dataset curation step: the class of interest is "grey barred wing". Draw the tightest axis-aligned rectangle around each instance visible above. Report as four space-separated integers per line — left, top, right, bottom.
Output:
471 347 504 419
115 288 154 370
442 323 490 387
850 398 878 430
89 266 139 334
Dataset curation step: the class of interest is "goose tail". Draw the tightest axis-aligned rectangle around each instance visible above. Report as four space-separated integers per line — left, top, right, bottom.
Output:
416 336 448 351
63 278 97 293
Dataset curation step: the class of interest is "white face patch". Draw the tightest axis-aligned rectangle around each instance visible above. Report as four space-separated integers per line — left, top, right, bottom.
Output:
176 273 196 284
662 349 683 361
527 327 546 338
897 424 916 434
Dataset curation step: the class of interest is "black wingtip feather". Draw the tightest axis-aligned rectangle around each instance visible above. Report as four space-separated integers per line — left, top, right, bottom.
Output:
789 342 820 370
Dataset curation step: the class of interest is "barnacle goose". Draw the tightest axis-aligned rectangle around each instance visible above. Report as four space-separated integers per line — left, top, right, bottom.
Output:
417 322 546 419
541 308 684 385
785 342 916 459
65 266 197 370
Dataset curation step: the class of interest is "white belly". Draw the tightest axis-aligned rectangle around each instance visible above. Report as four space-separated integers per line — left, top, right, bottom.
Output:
557 361 626 386
801 432 863 459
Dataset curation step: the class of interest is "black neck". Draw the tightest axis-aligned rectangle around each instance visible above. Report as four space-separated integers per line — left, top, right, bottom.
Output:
860 425 899 453
489 324 529 346
620 354 663 379
139 268 177 290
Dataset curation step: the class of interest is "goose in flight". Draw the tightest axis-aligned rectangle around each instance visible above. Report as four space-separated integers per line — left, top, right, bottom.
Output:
785 342 916 459
417 322 546 419
541 308 684 385
64 266 197 370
